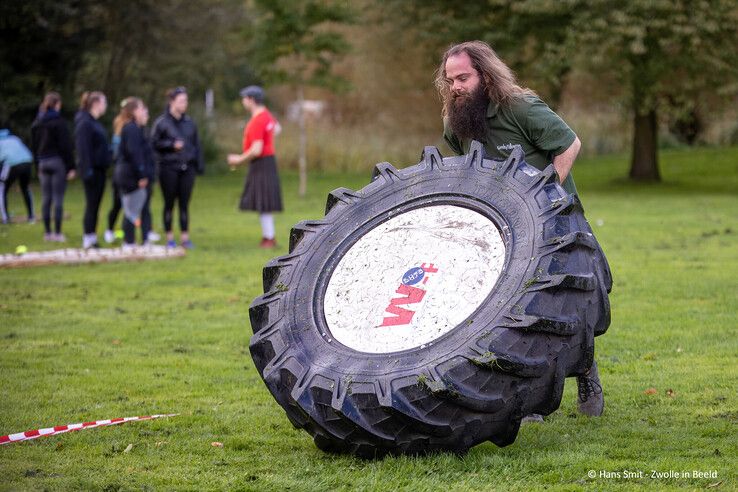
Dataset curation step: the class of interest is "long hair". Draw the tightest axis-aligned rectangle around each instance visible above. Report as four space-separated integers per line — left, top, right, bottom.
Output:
435 41 535 115
113 97 142 136
79 91 105 112
39 91 62 114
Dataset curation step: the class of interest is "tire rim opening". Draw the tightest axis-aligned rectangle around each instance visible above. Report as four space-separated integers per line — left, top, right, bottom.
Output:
323 204 506 353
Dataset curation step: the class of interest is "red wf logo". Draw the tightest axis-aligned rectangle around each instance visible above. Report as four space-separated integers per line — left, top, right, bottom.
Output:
380 263 439 327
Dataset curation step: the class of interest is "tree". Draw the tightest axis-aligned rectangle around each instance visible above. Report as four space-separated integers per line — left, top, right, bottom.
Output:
0 0 104 135
569 0 738 180
383 0 738 181
248 0 354 197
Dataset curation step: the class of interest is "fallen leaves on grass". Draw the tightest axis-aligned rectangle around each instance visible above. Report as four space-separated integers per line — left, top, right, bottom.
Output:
211 442 224 448
123 443 133 453
644 388 658 395
706 481 723 488
666 389 675 397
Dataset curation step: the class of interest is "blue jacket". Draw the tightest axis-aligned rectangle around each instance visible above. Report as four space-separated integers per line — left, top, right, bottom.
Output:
0 129 33 167
75 111 111 179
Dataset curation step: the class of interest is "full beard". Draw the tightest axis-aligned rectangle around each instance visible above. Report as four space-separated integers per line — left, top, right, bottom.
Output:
447 84 489 143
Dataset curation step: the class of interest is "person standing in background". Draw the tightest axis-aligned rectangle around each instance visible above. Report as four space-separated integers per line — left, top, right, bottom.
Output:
0 128 35 224
227 85 283 249
151 87 203 249
75 91 111 249
30 92 75 242
114 98 154 247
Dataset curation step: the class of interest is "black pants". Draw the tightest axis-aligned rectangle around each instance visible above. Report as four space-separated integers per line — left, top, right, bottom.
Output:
1 162 34 223
39 157 67 234
107 178 121 231
122 185 152 244
160 164 195 233
83 168 106 234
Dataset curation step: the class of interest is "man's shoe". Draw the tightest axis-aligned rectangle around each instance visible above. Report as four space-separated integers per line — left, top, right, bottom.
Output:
104 229 116 244
147 230 161 242
181 239 194 249
259 238 277 249
166 239 177 248
577 360 604 416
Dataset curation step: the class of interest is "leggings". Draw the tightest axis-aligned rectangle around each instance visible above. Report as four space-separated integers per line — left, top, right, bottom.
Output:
122 185 152 244
39 157 67 234
1 162 34 223
107 178 121 231
82 168 106 234
160 164 195 233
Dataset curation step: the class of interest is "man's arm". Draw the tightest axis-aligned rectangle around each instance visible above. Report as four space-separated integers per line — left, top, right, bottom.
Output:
552 136 581 184
227 140 263 168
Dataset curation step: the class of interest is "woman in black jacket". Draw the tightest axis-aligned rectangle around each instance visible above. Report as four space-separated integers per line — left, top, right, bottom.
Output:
113 98 155 247
30 92 76 242
151 87 202 249
75 91 111 249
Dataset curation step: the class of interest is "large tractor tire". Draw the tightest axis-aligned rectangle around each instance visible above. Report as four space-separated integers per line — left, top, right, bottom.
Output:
249 142 612 458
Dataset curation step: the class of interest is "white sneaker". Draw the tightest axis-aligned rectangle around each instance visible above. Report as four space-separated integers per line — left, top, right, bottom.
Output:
147 230 161 242
82 233 98 249
104 229 116 244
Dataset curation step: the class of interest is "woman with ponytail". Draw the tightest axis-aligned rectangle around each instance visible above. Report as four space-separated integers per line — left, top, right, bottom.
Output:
75 91 111 249
113 98 155 247
30 92 75 242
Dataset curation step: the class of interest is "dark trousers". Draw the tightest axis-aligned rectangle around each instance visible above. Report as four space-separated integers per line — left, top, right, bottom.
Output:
160 164 195 232
82 169 106 234
107 179 121 231
1 162 34 223
122 184 152 244
39 157 67 234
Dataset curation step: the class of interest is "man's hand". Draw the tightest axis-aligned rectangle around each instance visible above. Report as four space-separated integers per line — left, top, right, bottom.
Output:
66 170 76 180
227 153 242 170
173 140 184 151
138 178 149 188
553 136 581 184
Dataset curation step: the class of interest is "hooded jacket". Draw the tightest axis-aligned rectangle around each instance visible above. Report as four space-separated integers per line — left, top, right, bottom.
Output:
0 129 33 167
75 111 111 179
151 109 203 174
30 110 75 171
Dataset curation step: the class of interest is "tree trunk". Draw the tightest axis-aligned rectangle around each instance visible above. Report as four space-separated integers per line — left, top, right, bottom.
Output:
297 85 308 198
629 109 660 181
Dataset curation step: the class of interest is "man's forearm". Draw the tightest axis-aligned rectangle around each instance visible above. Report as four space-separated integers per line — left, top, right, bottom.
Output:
553 136 581 183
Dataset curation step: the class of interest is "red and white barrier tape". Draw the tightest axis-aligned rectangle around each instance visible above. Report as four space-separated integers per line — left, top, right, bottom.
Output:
0 414 178 445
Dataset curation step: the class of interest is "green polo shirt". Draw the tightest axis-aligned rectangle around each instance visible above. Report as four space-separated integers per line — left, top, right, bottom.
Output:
443 95 578 196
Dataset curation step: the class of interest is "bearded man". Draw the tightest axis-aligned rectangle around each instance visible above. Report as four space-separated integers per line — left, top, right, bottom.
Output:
438 40 603 420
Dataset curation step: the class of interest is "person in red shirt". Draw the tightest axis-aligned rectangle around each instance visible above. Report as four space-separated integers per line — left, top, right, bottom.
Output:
227 86 283 248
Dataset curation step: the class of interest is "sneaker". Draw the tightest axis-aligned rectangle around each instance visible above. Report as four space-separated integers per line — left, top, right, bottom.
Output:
259 238 277 249
53 233 67 243
147 230 161 242
82 234 99 249
577 360 604 416
27 216 36 225
521 414 545 424
44 233 54 242
121 242 136 252
181 239 194 249
104 229 116 244
166 239 177 248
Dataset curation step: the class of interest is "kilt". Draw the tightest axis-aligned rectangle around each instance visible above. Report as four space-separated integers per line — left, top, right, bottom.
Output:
239 155 283 212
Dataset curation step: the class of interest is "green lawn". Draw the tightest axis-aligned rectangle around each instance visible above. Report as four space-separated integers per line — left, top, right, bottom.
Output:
1 147 736 491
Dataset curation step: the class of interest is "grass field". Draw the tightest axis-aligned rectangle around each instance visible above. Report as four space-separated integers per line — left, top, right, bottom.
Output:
1 147 736 491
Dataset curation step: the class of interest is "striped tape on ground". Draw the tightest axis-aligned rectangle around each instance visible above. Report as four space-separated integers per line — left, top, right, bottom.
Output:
0 414 178 445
